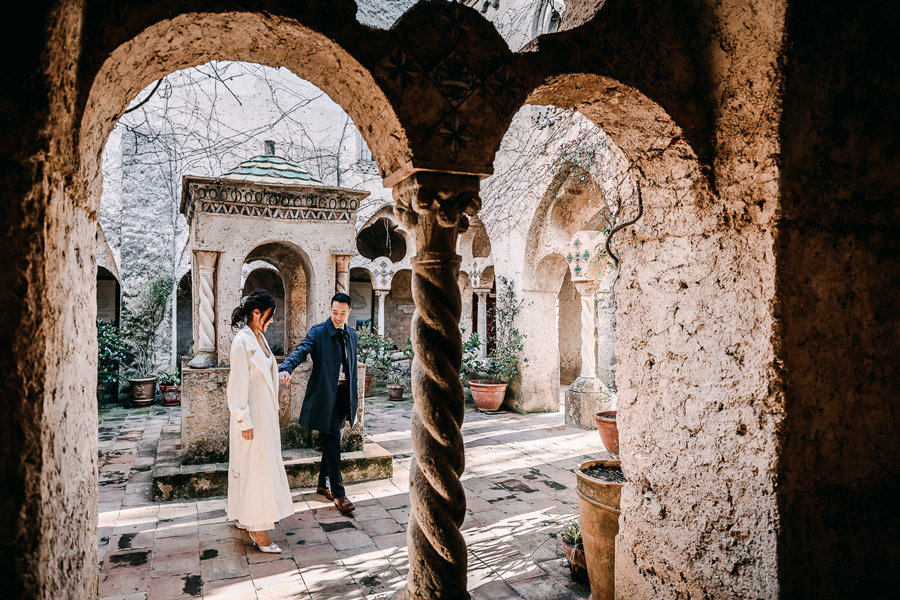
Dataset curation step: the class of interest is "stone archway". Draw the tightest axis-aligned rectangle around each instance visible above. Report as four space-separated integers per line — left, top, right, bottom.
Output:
349 267 375 330
244 242 313 351
175 271 192 367
524 72 781 598
15 2 893 599
241 263 287 354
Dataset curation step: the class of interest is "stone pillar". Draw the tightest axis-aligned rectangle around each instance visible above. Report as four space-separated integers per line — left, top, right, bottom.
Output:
335 254 352 296
375 289 389 336
474 288 490 357
566 280 612 429
391 171 480 600
576 280 598 379
595 267 617 389
189 250 218 368
512 289 563 413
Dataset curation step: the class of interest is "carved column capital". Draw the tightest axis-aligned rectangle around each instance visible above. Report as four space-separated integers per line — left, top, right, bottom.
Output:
392 172 481 255
573 278 601 298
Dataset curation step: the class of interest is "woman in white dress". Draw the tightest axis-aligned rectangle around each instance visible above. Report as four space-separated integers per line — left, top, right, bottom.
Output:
226 288 294 553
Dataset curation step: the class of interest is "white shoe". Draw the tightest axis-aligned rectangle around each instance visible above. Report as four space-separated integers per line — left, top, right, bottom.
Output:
249 531 282 554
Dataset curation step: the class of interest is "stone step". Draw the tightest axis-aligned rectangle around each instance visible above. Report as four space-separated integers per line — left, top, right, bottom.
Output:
151 442 394 501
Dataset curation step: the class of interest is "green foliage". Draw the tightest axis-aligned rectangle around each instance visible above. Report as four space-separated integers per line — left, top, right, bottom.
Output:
122 275 175 378
386 360 405 385
357 327 394 379
402 336 415 362
483 277 527 383
157 369 180 386
561 518 582 548
97 320 130 387
356 327 379 362
460 330 483 379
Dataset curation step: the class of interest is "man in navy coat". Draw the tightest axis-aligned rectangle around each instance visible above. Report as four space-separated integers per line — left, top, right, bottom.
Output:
278 292 358 514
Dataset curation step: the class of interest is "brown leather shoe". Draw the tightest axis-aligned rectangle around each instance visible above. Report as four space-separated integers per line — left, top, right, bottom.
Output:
334 496 355 514
316 486 334 501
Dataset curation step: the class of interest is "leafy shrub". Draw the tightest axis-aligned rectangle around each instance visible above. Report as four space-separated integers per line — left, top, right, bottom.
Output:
97 319 130 388
157 370 181 386
122 275 174 378
482 276 527 383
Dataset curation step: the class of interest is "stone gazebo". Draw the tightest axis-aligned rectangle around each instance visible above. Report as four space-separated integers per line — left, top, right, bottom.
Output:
153 142 391 500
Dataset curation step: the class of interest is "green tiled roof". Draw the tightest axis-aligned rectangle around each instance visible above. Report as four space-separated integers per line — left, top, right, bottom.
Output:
220 154 323 186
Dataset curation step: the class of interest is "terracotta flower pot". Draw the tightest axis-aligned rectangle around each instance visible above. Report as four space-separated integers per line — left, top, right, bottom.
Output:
561 537 589 585
160 385 181 406
469 380 507 412
595 411 619 458
364 374 374 398
576 459 625 600
387 383 404 401
130 377 157 407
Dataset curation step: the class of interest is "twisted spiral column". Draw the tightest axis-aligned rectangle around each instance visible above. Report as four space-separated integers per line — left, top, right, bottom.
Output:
196 251 218 354
392 172 481 600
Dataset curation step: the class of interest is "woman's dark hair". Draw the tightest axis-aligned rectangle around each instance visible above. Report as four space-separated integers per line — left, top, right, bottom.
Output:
231 288 276 330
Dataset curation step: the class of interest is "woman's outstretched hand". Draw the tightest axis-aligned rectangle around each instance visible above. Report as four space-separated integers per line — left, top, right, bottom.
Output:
241 429 254 440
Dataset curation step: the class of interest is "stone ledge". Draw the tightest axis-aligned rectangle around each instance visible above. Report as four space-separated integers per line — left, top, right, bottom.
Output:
152 442 394 501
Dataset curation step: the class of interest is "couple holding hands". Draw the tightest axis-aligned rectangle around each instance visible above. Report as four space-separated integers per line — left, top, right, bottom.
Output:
225 289 359 553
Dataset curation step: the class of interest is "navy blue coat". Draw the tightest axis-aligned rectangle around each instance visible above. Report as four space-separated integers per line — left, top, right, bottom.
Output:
279 319 358 433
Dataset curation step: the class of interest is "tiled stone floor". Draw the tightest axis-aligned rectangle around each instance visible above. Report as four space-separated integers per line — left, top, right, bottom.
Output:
98 387 605 599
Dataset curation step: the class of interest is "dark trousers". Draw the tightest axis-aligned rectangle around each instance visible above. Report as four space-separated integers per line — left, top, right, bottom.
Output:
318 382 350 499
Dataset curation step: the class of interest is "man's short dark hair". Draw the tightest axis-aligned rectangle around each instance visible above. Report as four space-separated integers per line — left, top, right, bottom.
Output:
331 293 352 307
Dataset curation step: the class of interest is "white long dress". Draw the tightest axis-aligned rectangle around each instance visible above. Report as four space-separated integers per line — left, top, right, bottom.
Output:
226 326 294 531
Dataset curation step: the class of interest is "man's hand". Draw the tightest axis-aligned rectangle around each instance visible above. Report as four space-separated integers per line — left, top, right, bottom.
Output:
241 429 254 441
279 371 291 385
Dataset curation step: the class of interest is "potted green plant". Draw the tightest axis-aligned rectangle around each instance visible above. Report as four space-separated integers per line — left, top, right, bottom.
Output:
468 277 527 412
561 518 588 584
357 327 387 397
386 361 405 401
371 334 395 387
158 369 181 406
97 319 130 406
122 275 174 407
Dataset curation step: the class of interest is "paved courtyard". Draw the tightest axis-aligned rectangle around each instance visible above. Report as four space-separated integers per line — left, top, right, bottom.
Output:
97 388 605 599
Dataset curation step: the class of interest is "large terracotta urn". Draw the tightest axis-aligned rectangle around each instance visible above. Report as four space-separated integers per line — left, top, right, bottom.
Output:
576 459 625 600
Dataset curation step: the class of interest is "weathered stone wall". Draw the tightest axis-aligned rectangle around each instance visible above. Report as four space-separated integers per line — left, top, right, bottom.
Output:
558 268 581 384
384 269 414 349
118 131 179 377
776 2 900 595
543 1 785 595
0 3 99 597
